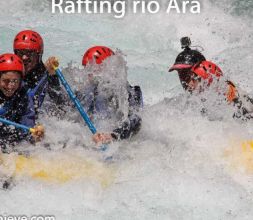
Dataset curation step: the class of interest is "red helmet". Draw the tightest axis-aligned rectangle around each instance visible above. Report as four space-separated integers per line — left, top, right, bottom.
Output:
191 61 223 84
13 30 44 53
82 46 114 66
0 53 24 77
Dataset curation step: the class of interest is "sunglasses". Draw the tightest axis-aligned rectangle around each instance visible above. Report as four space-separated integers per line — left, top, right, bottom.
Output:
178 70 201 84
14 49 38 58
0 78 21 85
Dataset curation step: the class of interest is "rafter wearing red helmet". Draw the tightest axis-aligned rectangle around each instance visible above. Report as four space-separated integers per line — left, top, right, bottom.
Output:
13 30 65 116
0 53 44 151
77 46 143 144
169 37 253 120
82 46 114 66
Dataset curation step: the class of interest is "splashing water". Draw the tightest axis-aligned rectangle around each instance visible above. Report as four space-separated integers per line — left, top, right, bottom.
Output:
1 0 253 219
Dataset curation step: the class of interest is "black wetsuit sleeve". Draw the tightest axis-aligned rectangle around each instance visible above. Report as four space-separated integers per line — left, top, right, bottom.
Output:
0 125 27 153
233 94 253 120
111 113 142 140
0 90 32 151
111 84 143 140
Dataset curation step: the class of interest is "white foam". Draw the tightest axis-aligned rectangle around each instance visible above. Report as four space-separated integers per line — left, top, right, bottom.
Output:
0 0 253 219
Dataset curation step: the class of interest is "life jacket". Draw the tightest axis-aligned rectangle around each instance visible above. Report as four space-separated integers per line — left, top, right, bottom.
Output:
191 61 238 103
24 63 49 113
0 87 35 146
0 88 27 120
191 60 223 86
26 74 48 112
92 83 142 115
225 81 238 103
77 83 143 120
73 82 143 140
24 62 64 114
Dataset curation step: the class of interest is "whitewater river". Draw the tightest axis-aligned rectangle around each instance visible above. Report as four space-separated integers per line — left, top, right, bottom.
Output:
0 0 253 219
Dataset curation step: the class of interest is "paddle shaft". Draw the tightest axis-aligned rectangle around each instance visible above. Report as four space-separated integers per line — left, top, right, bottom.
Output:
55 68 97 134
0 117 33 132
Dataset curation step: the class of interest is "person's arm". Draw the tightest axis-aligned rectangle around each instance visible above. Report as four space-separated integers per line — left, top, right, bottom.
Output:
20 95 45 143
228 82 253 120
111 113 142 140
111 84 143 140
0 95 34 144
91 84 143 144
44 57 67 105
92 113 142 144
128 85 143 110
232 95 253 120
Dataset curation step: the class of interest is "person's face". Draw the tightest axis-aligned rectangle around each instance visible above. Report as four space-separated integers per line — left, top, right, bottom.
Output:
0 71 22 97
14 49 40 73
178 69 201 93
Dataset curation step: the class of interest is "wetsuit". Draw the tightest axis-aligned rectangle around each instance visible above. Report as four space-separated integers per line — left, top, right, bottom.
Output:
24 62 65 115
226 81 253 121
76 82 143 140
0 87 35 152
200 80 253 121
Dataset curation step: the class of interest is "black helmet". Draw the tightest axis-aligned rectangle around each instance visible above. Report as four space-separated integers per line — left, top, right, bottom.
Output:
169 48 206 72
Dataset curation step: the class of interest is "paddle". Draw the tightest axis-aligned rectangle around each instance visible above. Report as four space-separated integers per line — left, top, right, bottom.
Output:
54 66 108 151
0 117 45 189
0 117 36 133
